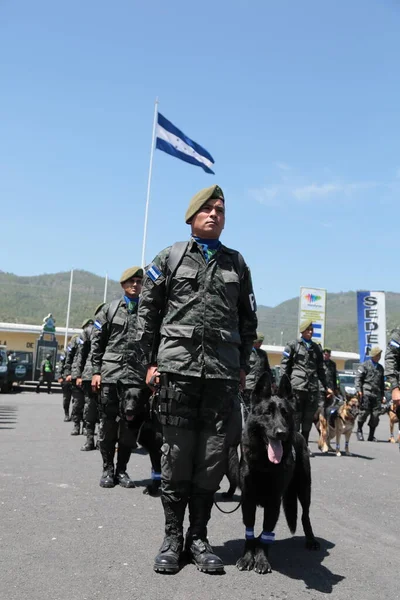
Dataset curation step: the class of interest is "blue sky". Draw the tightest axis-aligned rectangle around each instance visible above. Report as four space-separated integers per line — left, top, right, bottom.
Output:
1 0 399 307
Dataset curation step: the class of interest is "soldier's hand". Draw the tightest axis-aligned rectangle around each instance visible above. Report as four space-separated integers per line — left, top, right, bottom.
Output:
326 388 334 399
58 378 63 384
76 378 82 387
382 396 386 404
146 364 160 391
392 387 400 402
92 374 101 392
239 369 246 391
66 375 72 383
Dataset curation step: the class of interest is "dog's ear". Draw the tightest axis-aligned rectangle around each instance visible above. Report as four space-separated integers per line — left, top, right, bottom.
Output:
253 372 272 403
277 374 292 399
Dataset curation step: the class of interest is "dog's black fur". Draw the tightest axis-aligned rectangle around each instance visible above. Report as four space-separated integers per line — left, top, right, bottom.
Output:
236 373 320 574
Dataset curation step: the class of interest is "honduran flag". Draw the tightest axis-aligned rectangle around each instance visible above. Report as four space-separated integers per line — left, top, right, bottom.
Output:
156 113 215 174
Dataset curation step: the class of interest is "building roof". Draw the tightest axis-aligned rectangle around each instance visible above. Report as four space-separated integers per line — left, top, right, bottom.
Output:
261 344 360 360
0 322 82 335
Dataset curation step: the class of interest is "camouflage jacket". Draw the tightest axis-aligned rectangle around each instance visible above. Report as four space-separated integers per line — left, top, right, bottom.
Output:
280 338 327 393
74 324 96 381
64 335 80 379
135 239 258 380
384 328 400 391
355 359 384 399
245 348 274 390
91 297 146 386
323 358 337 392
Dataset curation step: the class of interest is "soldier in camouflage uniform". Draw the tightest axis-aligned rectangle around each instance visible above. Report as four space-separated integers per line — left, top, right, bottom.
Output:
64 335 86 435
136 184 258 574
244 331 275 407
91 267 157 489
280 320 333 456
355 346 385 441
75 311 103 451
384 328 400 428
58 353 72 421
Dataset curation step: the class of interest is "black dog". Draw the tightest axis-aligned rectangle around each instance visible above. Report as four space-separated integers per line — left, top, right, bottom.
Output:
236 373 320 574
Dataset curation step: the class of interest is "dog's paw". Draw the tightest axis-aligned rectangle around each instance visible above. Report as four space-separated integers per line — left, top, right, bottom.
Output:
389 437 396 443
236 553 255 571
344 450 352 456
253 553 272 574
305 538 320 551
336 450 342 457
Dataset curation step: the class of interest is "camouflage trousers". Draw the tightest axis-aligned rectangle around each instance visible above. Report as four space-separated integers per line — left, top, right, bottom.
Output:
158 374 240 500
82 381 99 435
358 396 381 429
293 389 319 438
61 382 72 414
71 382 85 425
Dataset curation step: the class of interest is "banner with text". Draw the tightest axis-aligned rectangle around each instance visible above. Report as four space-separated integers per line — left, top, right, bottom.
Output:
357 291 386 364
299 287 327 347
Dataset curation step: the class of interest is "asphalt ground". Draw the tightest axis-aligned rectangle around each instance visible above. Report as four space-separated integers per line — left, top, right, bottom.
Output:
1 391 399 600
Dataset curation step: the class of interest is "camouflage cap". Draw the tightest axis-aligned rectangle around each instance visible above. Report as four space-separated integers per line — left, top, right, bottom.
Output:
255 331 265 342
119 266 143 283
370 346 382 358
299 318 313 333
94 302 105 315
81 318 94 329
185 184 224 224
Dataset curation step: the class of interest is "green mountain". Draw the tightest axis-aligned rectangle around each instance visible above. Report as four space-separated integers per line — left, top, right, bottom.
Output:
1 270 399 352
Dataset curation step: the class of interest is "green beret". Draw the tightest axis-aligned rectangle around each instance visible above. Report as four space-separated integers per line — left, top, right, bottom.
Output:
94 302 105 316
370 346 382 358
255 332 265 342
120 266 143 283
82 318 94 329
185 185 224 224
299 319 313 333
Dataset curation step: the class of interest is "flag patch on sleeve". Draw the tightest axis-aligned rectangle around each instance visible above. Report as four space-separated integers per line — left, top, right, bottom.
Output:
94 320 102 330
78 337 84 344
283 351 290 357
390 339 400 348
147 264 162 282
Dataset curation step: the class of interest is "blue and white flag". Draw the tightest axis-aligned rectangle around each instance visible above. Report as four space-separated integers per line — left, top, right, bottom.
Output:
156 113 215 174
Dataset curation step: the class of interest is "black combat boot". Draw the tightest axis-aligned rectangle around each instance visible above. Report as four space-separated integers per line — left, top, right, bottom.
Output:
185 492 224 573
80 433 95 451
154 495 187 574
70 422 80 436
115 445 135 488
368 426 377 442
99 443 115 488
356 422 364 441
63 414 71 422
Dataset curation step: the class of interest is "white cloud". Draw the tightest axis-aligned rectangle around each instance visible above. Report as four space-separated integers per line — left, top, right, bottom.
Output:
292 183 342 200
274 162 291 171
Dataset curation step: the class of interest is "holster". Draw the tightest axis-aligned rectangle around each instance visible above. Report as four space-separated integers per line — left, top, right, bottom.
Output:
157 374 198 430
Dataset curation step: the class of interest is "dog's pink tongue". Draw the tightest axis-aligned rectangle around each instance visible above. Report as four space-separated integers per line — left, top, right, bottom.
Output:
268 439 283 464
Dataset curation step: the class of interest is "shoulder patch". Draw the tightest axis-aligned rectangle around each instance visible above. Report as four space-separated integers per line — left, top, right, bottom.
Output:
67 345 72 352
94 319 102 330
283 351 290 357
390 339 400 348
78 337 84 344
146 264 162 282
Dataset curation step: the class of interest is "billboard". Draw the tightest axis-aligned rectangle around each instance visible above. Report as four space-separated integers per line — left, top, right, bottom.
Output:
357 291 386 364
298 287 327 347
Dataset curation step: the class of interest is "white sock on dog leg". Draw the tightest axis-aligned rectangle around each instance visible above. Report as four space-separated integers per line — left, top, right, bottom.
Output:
245 528 254 539
260 531 275 544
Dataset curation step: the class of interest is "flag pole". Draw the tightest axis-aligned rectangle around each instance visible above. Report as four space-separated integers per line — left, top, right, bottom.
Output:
141 97 159 268
64 269 74 350
103 273 108 303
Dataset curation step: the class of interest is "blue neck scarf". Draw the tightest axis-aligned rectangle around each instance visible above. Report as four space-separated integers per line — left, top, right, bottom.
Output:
192 236 221 262
124 295 139 314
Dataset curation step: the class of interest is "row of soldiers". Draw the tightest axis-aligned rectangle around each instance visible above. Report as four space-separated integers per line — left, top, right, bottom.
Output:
53 183 400 575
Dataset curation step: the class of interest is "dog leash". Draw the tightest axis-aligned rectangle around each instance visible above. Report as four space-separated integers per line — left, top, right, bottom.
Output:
213 497 242 514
